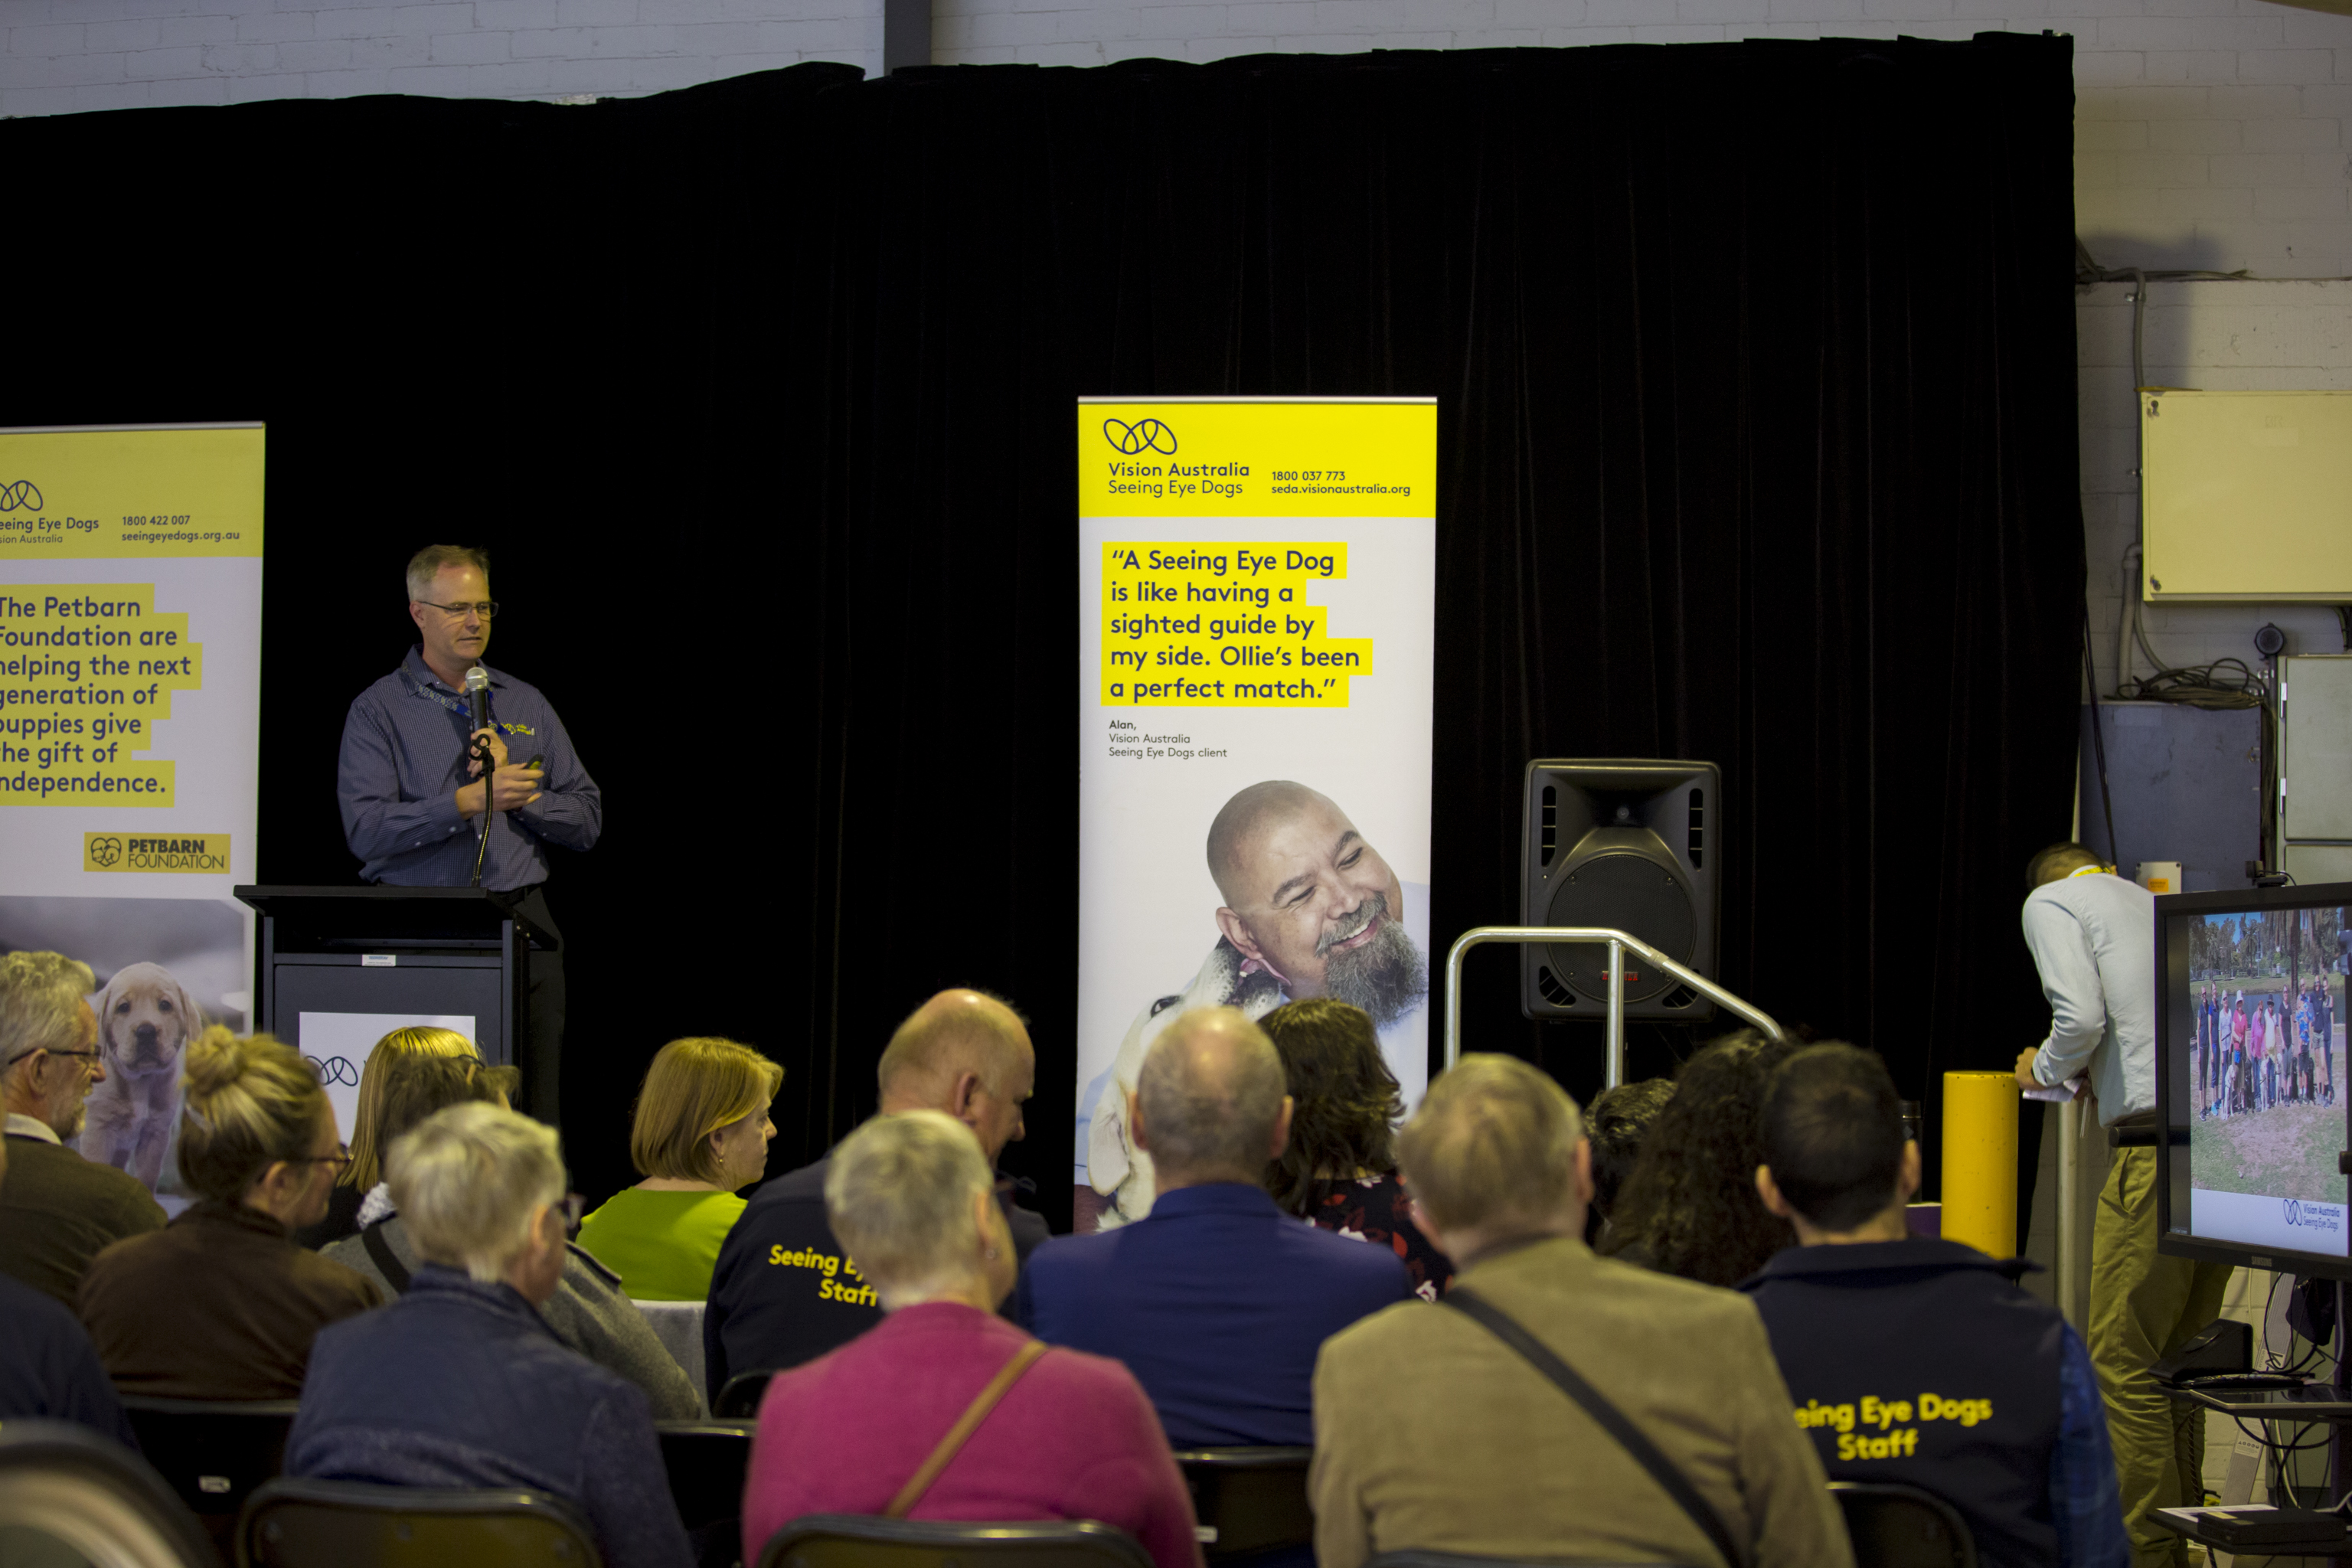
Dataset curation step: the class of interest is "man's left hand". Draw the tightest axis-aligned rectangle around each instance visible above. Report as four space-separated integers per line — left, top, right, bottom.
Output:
466 726 509 778
2013 1047 2043 1091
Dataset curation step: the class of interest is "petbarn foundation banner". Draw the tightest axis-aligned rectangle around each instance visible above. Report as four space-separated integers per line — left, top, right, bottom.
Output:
0 423 264 1200
1075 398 1436 1233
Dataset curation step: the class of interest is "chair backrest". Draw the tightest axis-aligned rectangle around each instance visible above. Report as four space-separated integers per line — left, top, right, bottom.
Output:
1829 1481 1977 1568
237 1478 602 1568
632 1300 708 1393
714 1370 776 1420
1172 1447 1313 1560
756 1514 1157 1568
655 1421 754 1535
0 1419 218 1568
119 1396 300 1561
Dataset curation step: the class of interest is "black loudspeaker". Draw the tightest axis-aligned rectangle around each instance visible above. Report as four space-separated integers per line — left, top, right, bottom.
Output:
1520 760 1720 1021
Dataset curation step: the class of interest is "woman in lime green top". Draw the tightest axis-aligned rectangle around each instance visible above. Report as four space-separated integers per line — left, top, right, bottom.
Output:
575 1036 780 1301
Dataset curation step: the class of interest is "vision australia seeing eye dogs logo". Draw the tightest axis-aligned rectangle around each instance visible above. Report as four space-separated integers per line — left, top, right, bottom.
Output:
0 481 42 512
1104 419 1178 456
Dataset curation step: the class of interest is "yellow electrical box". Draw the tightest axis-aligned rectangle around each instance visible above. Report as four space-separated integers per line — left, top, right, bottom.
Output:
2140 389 2352 602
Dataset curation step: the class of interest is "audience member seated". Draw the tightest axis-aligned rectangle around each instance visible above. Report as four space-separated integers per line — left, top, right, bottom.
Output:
0 952 165 1307
705 990 1047 1400
1312 1053 1851 1568
741 1111 1198 1568
1601 1029 1800 1286
322 1054 704 1418
289 1104 693 1568
1260 997 1451 1298
1742 1043 2127 1568
0 1132 139 1446
1581 1076 1673 1247
1018 1007 1407 1446
79 1030 381 1397
576 1036 780 1301
295 1024 479 1248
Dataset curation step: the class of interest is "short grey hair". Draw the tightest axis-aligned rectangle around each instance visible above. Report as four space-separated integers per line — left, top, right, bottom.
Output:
825 1110 991 1305
405 544 491 603
1136 1008 1285 1177
0 952 95 1081
1396 1054 1585 1234
390 1102 565 1284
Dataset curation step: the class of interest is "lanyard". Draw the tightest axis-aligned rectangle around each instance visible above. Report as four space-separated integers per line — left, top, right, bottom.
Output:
405 668 508 735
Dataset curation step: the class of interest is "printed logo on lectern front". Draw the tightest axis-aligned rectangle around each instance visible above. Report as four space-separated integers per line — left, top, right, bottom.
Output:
0 481 41 512
1104 418 1178 456
83 832 229 873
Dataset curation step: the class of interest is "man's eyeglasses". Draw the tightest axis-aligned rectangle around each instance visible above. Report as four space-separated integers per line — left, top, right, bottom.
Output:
2 1046 101 1070
418 599 500 620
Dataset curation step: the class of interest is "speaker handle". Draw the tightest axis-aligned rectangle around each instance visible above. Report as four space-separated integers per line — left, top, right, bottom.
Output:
1443 926 1787 1088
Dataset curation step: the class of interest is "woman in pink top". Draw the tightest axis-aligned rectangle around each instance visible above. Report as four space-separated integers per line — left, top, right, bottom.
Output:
740 1112 1200 1568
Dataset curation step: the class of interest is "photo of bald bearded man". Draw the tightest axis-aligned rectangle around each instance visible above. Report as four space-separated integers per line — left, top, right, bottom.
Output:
1086 780 1428 1230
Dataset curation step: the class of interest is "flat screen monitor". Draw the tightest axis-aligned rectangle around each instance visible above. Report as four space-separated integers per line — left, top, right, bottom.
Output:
2158 883 2352 1279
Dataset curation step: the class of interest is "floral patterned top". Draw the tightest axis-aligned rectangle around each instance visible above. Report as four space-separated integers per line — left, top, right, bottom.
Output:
1305 1171 1453 1301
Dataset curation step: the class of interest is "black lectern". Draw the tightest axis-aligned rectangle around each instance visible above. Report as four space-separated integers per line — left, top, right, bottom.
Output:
234 887 546 1081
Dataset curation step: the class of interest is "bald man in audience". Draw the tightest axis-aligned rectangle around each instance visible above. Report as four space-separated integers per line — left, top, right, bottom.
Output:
702 988 1044 1403
1088 780 1429 1228
1023 1007 1409 1448
1312 1054 1850 1568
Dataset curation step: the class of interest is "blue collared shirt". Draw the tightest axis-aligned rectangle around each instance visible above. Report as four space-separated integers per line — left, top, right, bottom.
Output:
1015 1182 1410 1446
337 648 602 891
289 1264 691 1568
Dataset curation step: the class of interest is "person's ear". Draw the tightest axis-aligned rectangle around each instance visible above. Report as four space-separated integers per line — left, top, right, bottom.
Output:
1126 1088 1149 1155
407 600 427 634
1268 1095 1295 1161
950 1070 983 1125
1571 1137 1595 1207
1755 1163 1796 1220
1897 1138 1923 1204
1215 908 1266 962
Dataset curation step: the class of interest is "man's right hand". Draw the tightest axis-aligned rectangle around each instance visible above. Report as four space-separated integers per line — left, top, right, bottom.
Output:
456 762 545 818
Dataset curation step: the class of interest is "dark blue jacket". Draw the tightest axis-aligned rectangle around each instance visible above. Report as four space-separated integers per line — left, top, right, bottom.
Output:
1016 1183 1410 1446
288 1264 691 1568
1740 1237 2122 1568
0 1269 137 1447
704 1156 1050 1405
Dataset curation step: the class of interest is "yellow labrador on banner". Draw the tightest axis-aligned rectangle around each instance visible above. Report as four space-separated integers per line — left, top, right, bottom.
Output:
80 962 202 1191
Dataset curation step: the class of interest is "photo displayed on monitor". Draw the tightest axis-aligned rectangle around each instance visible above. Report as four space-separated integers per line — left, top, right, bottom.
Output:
2180 903 2349 1257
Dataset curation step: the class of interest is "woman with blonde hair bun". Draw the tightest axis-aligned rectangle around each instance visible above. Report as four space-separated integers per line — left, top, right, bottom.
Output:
576 1037 780 1300
78 1028 381 1397
296 1024 480 1249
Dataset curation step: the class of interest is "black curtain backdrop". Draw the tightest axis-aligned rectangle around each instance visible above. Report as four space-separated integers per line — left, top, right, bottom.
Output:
2 34 2082 1229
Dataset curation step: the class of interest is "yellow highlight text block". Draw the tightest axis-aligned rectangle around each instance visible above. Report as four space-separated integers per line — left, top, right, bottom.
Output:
0 426 264 560
0 583 200 806
1080 400 1434 519
1101 541 1373 707
85 832 230 873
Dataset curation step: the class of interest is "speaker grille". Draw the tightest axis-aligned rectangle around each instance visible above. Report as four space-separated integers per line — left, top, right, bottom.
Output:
1536 965 1576 1006
1540 786 1557 867
1545 851 1696 1004
1687 788 1704 869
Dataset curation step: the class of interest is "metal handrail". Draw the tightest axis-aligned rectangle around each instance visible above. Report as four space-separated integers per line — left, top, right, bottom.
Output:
1442 926 1787 1088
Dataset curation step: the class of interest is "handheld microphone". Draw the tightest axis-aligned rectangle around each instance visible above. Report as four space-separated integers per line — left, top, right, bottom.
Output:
464 665 490 743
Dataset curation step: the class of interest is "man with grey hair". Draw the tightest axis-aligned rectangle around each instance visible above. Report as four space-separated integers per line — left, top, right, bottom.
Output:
1022 1007 1407 1447
704 988 1050 1401
290 1104 691 1568
1088 780 1429 1230
0 951 163 1306
1311 1054 1850 1568
336 544 603 1131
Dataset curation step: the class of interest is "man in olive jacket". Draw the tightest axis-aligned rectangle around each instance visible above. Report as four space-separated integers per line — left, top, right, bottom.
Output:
1311 1054 1851 1568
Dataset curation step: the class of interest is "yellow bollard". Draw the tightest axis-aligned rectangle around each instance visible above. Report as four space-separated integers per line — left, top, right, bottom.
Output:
1942 1070 2020 1258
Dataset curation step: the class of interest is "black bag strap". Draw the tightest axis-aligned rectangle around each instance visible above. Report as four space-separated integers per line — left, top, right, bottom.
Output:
361 1220 413 1295
1442 1285 1745 1568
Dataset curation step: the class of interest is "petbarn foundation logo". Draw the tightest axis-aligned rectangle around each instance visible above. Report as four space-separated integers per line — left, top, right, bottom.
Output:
83 832 229 874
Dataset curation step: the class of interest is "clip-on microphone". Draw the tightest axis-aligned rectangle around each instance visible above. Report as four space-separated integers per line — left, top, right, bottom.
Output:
466 665 495 888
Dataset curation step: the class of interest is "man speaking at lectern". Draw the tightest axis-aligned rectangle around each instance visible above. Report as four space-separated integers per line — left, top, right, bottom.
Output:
336 545 603 1129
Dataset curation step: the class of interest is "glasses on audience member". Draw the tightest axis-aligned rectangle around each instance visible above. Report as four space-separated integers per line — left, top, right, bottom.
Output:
2 1046 101 1070
292 1145 354 1174
418 599 500 620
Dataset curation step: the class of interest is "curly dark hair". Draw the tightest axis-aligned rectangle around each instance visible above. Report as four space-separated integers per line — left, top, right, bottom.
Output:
1583 1076 1675 1243
1599 1028 1801 1287
1259 998 1403 1217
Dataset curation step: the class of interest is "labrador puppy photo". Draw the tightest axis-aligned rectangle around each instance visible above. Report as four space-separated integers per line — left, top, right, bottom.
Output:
80 961 203 1191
